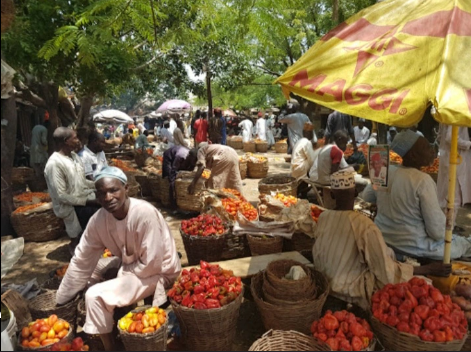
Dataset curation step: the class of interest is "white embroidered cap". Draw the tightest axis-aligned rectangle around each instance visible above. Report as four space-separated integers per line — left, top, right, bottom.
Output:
331 169 356 190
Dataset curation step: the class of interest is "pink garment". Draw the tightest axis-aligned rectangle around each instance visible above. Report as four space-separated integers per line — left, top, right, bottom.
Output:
56 198 181 334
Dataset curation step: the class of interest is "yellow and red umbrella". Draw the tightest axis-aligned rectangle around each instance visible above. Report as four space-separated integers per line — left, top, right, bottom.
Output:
277 0 470 262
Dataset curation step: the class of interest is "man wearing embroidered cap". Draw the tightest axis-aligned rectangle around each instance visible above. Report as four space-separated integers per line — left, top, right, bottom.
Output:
313 170 451 310
362 130 471 260
56 166 181 351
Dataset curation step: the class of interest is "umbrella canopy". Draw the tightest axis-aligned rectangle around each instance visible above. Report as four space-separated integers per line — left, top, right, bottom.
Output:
93 109 133 124
223 109 237 117
156 99 191 114
276 0 471 128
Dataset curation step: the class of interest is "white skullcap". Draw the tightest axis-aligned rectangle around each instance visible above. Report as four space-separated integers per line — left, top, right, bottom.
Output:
330 169 356 190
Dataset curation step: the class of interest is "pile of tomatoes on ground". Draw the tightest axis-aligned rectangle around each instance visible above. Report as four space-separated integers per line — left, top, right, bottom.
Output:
221 189 257 221
118 307 167 334
168 261 243 310
310 205 324 222
181 214 226 237
274 193 297 207
372 277 468 342
311 310 374 351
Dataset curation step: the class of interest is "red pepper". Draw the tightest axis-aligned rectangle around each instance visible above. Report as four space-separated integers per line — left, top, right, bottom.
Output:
409 323 421 336
336 330 346 339
349 322 367 337
436 303 450 316
420 296 436 309
325 338 339 351
379 299 390 312
386 316 399 327
419 329 434 342
190 273 200 283
181 269 190 276
371 292 381 303
182 294 192 308
194 302 207 310
183 281 194 291
340 322 349 334
389 296 401 307
204 298 221 309
398 312 410 322
208 287 220 298
411 286 427 299
167 288 176 298
207 276 217 288
389 306 398 317
424 317 442 332
409 277 427 287
199 269 210 278
379 292 390 302
433 330 446 342
193 285 205 295
333 310 347 323
351 336 363 351
444 326 454 342
180 275 190 284
311 321 318 334
210 266 221 276
395 285 407 299
410 312 423 326
396 322 410 333
414 305 430 321
173 295 183 304
323 313 340 331
405 290 418 308
398 299 413 314
339 339 352 351
430 288 444 304
192 293 206 303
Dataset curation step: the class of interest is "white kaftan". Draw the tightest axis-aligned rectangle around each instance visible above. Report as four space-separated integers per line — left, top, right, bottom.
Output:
168 119 177 134
279 112 310 151
362 165 471 260
78 146 108 179
56 198 181 334
238 119 253 143
256 118 267 141
354 126 370 146
313 211 414 310
266 117 275 147
437 125 471 221
44 152 96 238
291 138 315 180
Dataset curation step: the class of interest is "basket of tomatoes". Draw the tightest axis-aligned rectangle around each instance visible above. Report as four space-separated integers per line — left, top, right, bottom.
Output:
370 277 468 351
168 261 244 351
311 310 376 351
222 197 258 222
180 214 229 265
19 315 73 350
117 306 168 351
258 176 298 198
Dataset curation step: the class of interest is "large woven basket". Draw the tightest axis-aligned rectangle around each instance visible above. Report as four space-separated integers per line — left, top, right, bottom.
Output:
127 183 141 198
370 315 467 351
135 175 152 197
248 161 269 179
1 289 32 330
148 175 161 201
171 288 244 351
221 231 250 260
274 142 288 154
180 228 228 266
249 330 317 351
243 142 257 153
118 306 168 351
160 178 171 207
462 334 471 351
230 139 243 149
256 142 269 153
239 160 247 180
175 176 206 212
258 175 297 197
41 277 62 291
251 269 329 335
11 167 35 184
11 203 66 242
247 235 283 256
28 291 80 328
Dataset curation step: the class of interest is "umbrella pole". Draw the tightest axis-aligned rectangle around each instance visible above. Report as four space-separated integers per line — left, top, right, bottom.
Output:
443 126 459 264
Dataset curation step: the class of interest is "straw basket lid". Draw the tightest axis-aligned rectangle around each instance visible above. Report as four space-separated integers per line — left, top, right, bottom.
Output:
249 330 318 351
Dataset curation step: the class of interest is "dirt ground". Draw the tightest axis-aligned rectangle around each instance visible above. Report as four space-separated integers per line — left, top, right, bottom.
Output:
2 150 471 350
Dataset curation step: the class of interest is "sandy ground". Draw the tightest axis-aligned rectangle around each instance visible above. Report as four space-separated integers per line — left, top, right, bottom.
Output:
2 150 470 350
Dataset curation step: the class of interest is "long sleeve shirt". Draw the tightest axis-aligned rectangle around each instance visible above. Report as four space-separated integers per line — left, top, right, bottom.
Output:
57 198 181 305
44 152 96 237
313 210 414 310
291 138 315 180
173 128 188 148
279 113 310 151
354 126 370 145
324 111 354 141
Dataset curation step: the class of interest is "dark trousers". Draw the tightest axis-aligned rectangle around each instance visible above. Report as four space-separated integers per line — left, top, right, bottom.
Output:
74 206 100 231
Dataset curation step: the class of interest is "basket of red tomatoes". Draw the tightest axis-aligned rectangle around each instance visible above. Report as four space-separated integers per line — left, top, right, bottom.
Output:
370 277 468 351
180 214 229 265
168 261 244 351
311 310 376 351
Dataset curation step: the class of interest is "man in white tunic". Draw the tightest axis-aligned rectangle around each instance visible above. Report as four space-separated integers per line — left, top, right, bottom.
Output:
266 113 275 148
44 128 100 252
362 130 471 260
238 117 253 143
313 170 451 310
256 112 267 141
78 131 108 180
437 125 471 228
279 104 310 152
353 118 370 146
291 130 317 180
56 167 181 351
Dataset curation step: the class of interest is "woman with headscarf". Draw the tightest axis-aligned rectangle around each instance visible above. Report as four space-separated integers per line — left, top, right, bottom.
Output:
188 142 243 195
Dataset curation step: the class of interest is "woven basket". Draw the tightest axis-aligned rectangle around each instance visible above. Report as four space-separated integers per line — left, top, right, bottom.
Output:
148 175 161 201
11 203 66 242
12 167 35 184
128 183 141 198
251 270 329 335
221 230 250 260
41 277 62 291
247 235 283 256
243 142 257 153
229 139 243 149
19 320 74 351
180 228 228 266
248 161 269 179
1 289 32 330
274 142 288 154
29 291 79 327
135 175 152 197
171 288 244 351
258 176 297 197
462 334 471 351
160 178 171 207
118 306 168 351
77 299 86 327
249 330 318 351
28 178 49 193
263 265 317 302
290 232 316 252
265 260 313 292
256 142 269 153
239 160 247 180
175 177 206 212
370 315 467 351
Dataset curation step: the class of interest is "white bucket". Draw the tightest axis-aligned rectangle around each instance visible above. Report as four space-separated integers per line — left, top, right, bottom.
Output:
1 310 17 351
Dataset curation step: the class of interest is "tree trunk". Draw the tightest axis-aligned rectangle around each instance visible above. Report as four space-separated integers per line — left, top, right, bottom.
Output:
39 83 59 154
332 0 339 24
77 94 94 128
1 96 18 237
206 70 213 118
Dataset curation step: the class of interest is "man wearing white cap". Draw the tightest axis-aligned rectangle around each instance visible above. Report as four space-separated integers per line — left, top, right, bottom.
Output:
56 166 181 351
313 170 451 310
353 118 370 146
362 130 471 260
367 132 378 146
387 126 397 145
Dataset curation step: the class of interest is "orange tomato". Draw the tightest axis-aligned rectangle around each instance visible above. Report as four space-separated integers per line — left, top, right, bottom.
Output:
41 339 55 346
32 331 41 339
53 321 65 333
39 332 48 342
31 322 41 332
47 328 56 339
128 322 137 333
29 341 40 348
134 313 143 322
40 325 51 333
48 314 58 326
142 327 155 334
21 327 30 339
158 315 166 325
57 329 68 339
135 322 144 334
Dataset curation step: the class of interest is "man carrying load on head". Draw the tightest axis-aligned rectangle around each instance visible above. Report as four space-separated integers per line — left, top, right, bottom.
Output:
56 167 181 351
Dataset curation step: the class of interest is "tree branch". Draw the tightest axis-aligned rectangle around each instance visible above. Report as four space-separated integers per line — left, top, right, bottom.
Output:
149 0 158 44
15 89 48 109
131 53 163 71
255 64 281 77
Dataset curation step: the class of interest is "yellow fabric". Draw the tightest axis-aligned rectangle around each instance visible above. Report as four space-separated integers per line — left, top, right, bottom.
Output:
429 262 471 294
276 0 471 127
